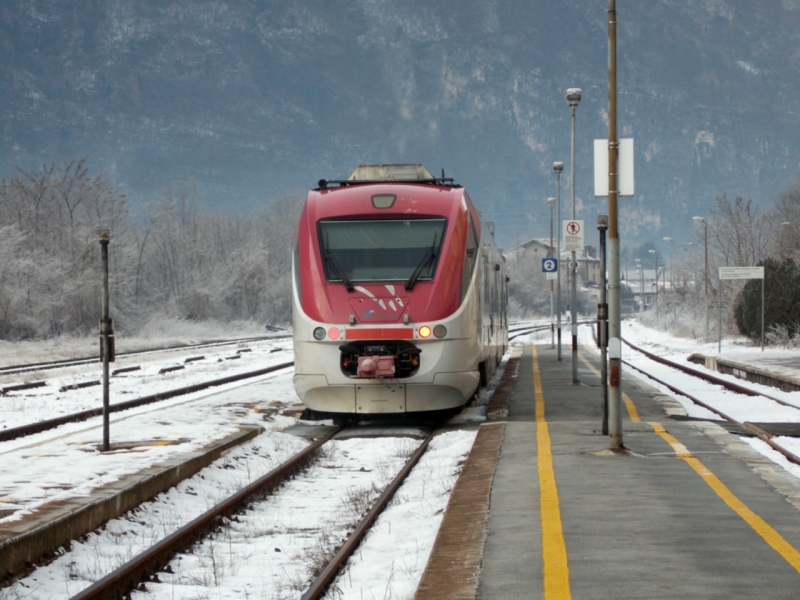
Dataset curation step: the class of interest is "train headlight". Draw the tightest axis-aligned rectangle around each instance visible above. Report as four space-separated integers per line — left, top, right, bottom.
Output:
313 327 326 340
328 327 341 339
419 326 432 338
433 325 447 338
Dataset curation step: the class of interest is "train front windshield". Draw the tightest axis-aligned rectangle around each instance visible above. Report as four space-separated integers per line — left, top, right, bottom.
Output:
318 219 447 284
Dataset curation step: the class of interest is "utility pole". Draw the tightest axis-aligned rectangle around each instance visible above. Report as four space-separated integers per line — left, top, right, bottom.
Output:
607 0 623 450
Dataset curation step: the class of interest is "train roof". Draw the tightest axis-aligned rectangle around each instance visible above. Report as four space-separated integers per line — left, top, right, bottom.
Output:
316 163 461 190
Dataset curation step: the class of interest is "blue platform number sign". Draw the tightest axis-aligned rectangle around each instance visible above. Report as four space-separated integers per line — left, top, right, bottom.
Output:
542 258 558 273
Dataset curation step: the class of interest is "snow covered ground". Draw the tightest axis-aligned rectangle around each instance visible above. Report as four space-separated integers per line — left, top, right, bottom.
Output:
4 318 800 598
0 331 503 600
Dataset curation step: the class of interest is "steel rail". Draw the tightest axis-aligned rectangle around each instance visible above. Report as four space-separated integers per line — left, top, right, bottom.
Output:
0 361 294 443
621 358 800 467
585 330 800 465
70 426 339 600
301 428 437 600
509 320 595 342
0 335 291 377
622 338 800 410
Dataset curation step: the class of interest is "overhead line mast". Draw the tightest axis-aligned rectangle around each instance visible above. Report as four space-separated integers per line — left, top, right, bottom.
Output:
607 0 623 450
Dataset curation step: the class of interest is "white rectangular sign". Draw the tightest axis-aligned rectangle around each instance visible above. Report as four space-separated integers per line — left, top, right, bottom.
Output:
563 219 585 252
594 138 634 197
546 272 558 280
718 266 764 280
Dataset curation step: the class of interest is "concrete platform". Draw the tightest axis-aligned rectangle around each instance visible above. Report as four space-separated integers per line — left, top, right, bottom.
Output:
421 344 800 599
690 352 800 393
0 425 264 581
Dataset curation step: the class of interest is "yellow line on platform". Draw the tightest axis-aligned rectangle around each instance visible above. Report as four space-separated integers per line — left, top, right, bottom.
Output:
649 422 800 574
532 345 571 599
577 352 640 422
577 350 800 574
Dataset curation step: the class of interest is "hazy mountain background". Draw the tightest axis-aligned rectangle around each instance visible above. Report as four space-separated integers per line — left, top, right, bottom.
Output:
3 0 800 251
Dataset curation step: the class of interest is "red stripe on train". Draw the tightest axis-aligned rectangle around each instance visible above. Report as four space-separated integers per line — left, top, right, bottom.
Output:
345 328 414 340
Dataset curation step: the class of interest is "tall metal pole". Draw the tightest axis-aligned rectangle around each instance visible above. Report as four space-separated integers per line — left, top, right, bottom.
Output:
704 223 709 338
598 215 609 435
548 197 556 349
607 0 623 450
693 216 709 338
639 264 644 312
718 277 722 352
554 162 564 361
99 231 111 452
663 264 667 329
635 258 642 315
761 277 765 351
649 249 659 326
567 88 582 384
664 236 675 329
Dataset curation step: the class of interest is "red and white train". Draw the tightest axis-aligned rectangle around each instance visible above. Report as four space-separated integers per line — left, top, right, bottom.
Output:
292 164 507 418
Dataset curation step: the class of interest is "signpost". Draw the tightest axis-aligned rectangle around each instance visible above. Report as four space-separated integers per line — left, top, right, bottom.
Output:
563 220 584 252
563 219 584 383
718 266 765 352
542 257 558 281
594 138 635 197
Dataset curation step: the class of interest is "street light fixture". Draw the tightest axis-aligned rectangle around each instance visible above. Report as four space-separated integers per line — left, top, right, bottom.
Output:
554 162 564 361
566 87 582 384
693 216 709 337
548 196 556 349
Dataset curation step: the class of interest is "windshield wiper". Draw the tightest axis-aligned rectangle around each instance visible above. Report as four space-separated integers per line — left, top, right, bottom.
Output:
325 248 355 291
405 241 437 291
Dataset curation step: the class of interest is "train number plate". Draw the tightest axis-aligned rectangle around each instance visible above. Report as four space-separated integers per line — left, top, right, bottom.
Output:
355 383 405 413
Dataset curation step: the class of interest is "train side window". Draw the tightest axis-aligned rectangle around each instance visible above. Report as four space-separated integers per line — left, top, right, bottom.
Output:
460 214 479 301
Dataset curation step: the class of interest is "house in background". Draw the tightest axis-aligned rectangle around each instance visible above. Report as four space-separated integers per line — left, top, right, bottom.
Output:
506 238 601 286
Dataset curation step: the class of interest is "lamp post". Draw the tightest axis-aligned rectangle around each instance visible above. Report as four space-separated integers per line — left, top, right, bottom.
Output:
781 221 791 260
554 162 564 361
548 196 556 349
567 87 582 384
664 237 693 328
649 249 659 327
663 237 675 329
693 216 709 338
634 258 642 315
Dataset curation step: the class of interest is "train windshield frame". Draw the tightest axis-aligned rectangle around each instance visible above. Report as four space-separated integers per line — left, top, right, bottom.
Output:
318 218 447 285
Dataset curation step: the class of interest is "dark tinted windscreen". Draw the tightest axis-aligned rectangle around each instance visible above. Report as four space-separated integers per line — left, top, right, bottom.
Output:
319 219 447 282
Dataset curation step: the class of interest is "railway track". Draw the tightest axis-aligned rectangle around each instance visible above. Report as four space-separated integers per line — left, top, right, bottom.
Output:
619 337 800 467
0 360 295 444
508 320 595 341
71 426 341 600
66 425 441 600
0 334 290 377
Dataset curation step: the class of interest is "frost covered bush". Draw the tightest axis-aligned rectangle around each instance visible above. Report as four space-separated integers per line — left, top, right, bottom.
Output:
0 158 303 339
